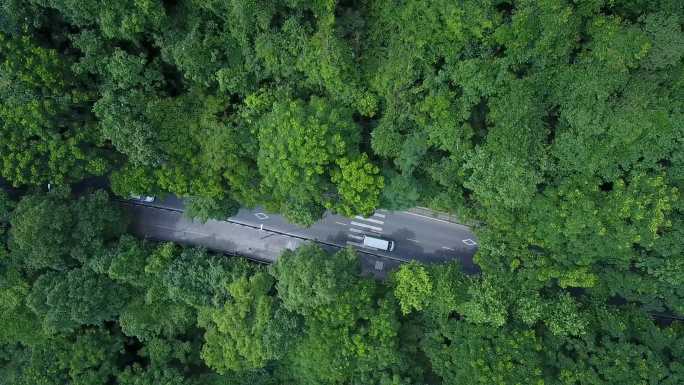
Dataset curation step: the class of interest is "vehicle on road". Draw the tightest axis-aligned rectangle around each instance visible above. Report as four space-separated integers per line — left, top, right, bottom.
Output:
130 195 155 203
363 235 395 251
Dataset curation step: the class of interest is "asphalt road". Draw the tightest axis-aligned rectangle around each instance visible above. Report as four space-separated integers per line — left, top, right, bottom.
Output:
129 196 480 273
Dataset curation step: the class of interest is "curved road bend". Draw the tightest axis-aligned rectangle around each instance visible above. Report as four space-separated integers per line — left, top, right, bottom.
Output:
123 196 480 276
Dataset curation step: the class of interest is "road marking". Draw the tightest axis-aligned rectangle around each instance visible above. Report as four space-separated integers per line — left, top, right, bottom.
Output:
151 225 208 237
403 211 454 224
349 228 365 234
254 212 269 220
335 221 347 226
346 240 364 247
441 246 455 251
374 261 384 270
462 239 478 246
407 238 420 243
373 213 386 219
347 234 364 241
149 225 178 231
350 221 382 232
183 231 209 236
354 215 384 225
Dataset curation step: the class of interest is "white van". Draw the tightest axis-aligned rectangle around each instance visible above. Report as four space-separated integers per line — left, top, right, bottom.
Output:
363 235 395 252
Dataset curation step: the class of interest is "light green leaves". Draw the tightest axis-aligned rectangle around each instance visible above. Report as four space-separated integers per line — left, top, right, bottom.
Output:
257 96 380 224
392 261 433 315
198 272 279 373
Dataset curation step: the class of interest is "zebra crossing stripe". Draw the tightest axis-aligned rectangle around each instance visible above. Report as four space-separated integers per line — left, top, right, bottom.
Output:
354 215 384 225
350 221 382 232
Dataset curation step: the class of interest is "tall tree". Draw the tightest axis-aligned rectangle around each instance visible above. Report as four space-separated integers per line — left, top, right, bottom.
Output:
0 33 107 187
270 244 359 315
198 272 283 373
257 96 381 225
9 189 128 271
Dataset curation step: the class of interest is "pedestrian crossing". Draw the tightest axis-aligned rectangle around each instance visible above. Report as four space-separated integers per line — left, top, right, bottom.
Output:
349 221 382 232
345 213 385 248
354 215 384 224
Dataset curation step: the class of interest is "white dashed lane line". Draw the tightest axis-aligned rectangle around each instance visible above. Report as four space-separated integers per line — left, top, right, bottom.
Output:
335 221 348 226
407 238 420 243
441 246 455 251
373 213 386 219
354 215 384 225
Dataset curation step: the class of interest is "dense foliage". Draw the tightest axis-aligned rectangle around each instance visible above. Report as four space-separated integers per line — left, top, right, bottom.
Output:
0 191 682 384
1 0 683 384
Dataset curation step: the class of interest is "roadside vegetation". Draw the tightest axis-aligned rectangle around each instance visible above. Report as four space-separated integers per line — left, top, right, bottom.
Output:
0 0 682 384
1 189 683 384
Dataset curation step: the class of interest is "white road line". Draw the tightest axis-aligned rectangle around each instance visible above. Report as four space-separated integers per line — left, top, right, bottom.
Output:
335 221 348 226
373 213 386 219
347 234 364 241
349 228 365 234
441 246 455 251
151 225 207 237
403 211 454 224
346 240 364 247
354 215 384 225
407 238 420 243
350 221 383 232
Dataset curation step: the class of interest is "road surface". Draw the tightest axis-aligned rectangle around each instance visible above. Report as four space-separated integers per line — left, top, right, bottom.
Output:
125 196 480 274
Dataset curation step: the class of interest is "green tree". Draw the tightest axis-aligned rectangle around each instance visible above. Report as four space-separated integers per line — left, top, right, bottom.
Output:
1 327 124 385
92 49 165 166
270 244 359 315
544 305 684 385
457 276 508 327
392 261 433 315
331 155 384 217
163 247 250 307
116 366 188 385
30 0 165 41
0 188 14 241
0 266 43 345
27 268 131 333
101 237 196 341
198 272 281 373
423 322 544 385
286 281 407 385
9 189 127 270
183 195 240 224
257 96 377 225
0 33 107 186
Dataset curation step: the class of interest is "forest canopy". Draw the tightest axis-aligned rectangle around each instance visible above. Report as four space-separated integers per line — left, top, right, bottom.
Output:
0 0 683 384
